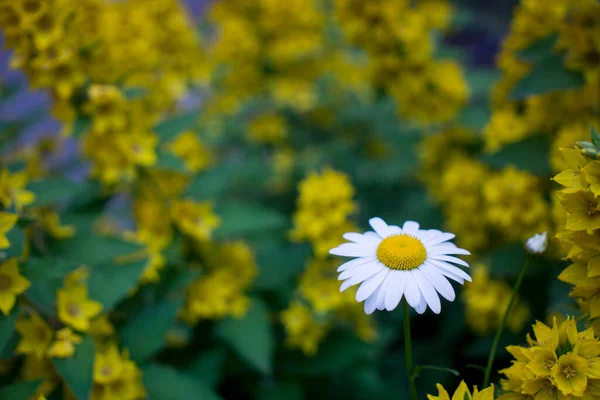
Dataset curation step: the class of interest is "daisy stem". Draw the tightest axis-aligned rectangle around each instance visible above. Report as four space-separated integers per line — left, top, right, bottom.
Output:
482 255 531 388
403 299 418 400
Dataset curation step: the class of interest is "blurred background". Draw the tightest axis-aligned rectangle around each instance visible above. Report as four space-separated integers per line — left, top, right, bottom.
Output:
0 0 598 399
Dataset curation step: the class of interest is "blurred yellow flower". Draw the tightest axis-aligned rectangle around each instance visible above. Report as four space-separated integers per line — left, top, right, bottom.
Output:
15 312 53 358
0 169 35 210
47 328 82 359
0 259 31 315
428 381 494 400
57 284 103 331
0 212 18 249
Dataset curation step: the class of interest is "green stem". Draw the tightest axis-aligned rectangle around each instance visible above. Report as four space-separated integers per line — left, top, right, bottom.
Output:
482 256 531 388
403 299 418 400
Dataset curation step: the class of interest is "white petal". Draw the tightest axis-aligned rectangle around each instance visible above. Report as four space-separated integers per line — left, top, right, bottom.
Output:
417 229 442 242
356 269 389 302
337 256 376 272
384 271 406 311
369 217 392 238
343 232 382 246
427 244 471 256
428 259 471 283
338 261 382 281
402 221 420 235
364 288 380 315
415 294 427 314
330 243 376 257
422 232 455 245
420 263 455 301
338 263 385 292
412 269 441 314
376 276 391 310
388 225 402 235
364 231 379 238
403 272 421 308
429 254 469 267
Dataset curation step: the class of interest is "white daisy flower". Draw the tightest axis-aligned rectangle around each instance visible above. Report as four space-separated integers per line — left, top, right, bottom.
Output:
329 217 471 315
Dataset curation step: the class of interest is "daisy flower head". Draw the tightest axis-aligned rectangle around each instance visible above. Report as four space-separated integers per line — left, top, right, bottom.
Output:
329 217 471 315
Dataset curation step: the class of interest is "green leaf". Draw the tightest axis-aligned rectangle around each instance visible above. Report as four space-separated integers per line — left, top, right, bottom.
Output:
71 116 91 137
154 112 198 142
487 243 527 278
289 331 371 375
187 347 228 388
154 151 188 172
185 164 235 201
5 225 24 259
216 299 273 374
480 135 550 176
591 125 600 149
118 299 182 363
53 336 95 400
413 365 459 378
0 306 18 355
510 54 584 100
0 380 42 399
214 201 286 239
87 259 147 310
258 381 303 400
28 178 86 206
143 364 222 400
123 87 147 100
517 34 558 63
253 241 310 290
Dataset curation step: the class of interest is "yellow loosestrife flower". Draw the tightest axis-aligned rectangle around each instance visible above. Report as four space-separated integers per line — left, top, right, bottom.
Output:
428 381 494 400
47 328 82 359
170 199 220 242
0 169 35 210
15 312 53 358
0 258 31 315
0 212 18 249
57 284 103 331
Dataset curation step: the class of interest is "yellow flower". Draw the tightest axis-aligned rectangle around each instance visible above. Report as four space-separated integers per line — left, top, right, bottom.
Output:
427 381 494 400
247 113 288 145
84 85 127 135
89 315 115 338
0 212 18 249
94 344 123 385
0 258 31 315
40 209 75 239
558 190 600 233
15 312 53 358
170 199 220 242
167 131 212 173
47 328 82 358
551 353 589 396
527 347 557 377
57 284 103 331
280 301 329 356
0 169 35 210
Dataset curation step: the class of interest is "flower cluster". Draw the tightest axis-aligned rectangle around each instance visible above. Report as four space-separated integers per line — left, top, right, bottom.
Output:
498 318 600 399
554 144 600 320
282 169 375 355
333 0 469 123
486 1 600 154
428 381 494 400
181 241 258 324
462 265 530 335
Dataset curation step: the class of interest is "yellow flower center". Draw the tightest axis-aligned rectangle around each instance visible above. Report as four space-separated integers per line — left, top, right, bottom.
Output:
376 234 427 270
0 274 12 291
101 366 113 377
563 365 577 379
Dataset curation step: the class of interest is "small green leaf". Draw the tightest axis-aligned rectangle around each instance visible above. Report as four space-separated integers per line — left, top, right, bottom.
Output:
216 299 273 374
591 125 600 149
510 54 584 100
185 164 235 201
5 225 24 259
71 116 91 137
28 178 85 206
0 380 42 399
87 259 147 310
118 299 182 363
154 112 198 142
214 202 286 239
413 365 459 378
53 336 95 400
123 87 147 100
143 364 222 400
516 34 558 63
0 306 18 355
187 347 228 388
154 151 188 172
